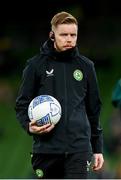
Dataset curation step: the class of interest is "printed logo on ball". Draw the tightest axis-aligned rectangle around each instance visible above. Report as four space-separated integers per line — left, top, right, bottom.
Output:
36 113 51 126
50 103 61 116
33 95 53 108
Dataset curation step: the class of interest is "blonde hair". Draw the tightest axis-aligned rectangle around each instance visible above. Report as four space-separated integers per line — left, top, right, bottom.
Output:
51 11 78 31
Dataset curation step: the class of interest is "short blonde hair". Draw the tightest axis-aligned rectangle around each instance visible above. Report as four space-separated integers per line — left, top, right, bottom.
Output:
51 11 78 31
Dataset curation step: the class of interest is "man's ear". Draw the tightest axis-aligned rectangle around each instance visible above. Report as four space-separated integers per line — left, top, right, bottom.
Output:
49 31 55 41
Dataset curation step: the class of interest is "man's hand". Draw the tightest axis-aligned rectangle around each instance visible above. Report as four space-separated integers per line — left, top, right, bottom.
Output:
92 153 104 171
29 120 55 134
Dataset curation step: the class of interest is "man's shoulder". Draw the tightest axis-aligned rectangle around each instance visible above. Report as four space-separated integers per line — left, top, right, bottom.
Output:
26 53 45 66
77 54 94 66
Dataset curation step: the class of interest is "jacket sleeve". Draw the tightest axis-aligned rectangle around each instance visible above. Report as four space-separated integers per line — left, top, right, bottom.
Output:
85 62 103 153
15 59 38 135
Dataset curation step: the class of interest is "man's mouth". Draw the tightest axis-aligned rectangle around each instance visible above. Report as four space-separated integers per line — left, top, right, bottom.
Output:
64 45 72 48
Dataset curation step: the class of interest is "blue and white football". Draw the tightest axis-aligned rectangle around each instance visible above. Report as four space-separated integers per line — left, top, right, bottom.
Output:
28 95 62 126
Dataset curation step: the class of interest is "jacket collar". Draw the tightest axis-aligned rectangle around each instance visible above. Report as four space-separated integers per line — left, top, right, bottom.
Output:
41 39 79 60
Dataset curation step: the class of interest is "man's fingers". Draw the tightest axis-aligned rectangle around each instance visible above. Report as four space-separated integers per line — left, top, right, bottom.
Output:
30 120 37 125
92 153 104 171
93 157 98 170
29 122 54 134
45 124 55 132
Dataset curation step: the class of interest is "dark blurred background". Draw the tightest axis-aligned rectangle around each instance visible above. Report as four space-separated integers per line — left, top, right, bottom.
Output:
0 0 121 178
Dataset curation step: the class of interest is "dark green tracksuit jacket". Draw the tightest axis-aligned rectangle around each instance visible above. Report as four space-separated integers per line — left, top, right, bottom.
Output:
15 39 103 154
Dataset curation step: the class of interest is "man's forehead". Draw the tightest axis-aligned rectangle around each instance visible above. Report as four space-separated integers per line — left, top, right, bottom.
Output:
55 24 78 32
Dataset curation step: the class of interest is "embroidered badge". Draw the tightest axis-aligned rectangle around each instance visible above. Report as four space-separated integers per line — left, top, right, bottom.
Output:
73 69 83 81
35 169 44 178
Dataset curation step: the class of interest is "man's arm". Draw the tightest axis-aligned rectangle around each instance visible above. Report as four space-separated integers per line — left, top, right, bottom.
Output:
15 59 38 134
85 62 104 170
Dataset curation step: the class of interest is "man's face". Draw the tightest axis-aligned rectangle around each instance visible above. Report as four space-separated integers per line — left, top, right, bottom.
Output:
53 24 78 52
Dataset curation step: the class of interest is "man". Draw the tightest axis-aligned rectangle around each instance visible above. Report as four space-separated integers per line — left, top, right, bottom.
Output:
15 11 104 179
112 78 121 110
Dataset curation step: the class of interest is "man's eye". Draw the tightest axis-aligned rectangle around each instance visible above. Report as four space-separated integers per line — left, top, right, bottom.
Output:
71 34 76 37
61 34 67 36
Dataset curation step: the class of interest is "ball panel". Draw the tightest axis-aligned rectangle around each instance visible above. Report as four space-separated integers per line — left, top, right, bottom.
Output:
32 102 50 120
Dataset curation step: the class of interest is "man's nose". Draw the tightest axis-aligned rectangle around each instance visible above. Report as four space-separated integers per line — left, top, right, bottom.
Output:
66 35 72 41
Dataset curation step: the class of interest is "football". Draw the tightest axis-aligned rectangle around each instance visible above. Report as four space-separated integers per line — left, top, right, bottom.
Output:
28 95 62 126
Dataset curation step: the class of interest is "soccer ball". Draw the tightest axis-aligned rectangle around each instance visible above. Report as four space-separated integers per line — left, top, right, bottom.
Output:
28 95 62 126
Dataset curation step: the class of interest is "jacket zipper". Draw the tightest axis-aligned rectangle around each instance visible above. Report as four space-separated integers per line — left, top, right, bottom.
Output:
63 63 68 153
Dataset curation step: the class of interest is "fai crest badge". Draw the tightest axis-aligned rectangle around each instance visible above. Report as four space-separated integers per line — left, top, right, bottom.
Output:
73 69 83 81
35 169 44 178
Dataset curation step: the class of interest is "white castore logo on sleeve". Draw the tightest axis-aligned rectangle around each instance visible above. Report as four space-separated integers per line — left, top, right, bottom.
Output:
46 69 54 77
